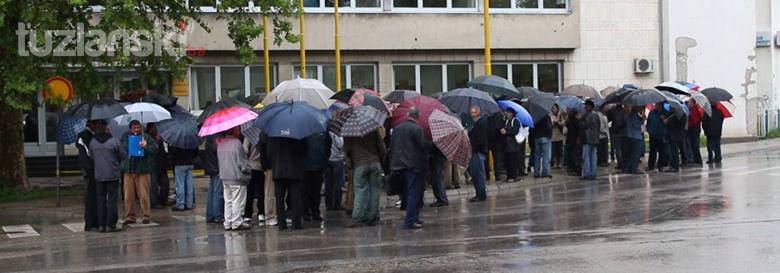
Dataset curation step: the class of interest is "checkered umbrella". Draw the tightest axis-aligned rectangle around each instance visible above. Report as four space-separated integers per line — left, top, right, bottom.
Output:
328 106 387 137
55 115 86 144
428 109 471 167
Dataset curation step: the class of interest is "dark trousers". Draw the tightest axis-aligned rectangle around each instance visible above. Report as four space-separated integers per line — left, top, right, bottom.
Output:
428 154 448 204
504 151 520 180
303 170 324 219
527 137 536 171
519 141 527 174
489 144 505 177
597 138 609 165
706 135 722 162
402 169 424 228
626 138 643 173
244 170 265 218
149 167 169 207
647 136 667 170
551 141 563 167
95 180 119 229
84 172 98 229
275 178 304 228
565 143 581 173
612 136 626 168
687 128 703 164
667 139 682 170
324 160 345 209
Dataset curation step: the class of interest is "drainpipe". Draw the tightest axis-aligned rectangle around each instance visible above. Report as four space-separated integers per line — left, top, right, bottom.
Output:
658 0 669 82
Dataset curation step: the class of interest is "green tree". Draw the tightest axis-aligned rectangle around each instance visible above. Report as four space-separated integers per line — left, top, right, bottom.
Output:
0 0 298 189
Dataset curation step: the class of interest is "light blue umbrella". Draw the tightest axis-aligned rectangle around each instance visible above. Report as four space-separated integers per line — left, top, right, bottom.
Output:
497 100 534 128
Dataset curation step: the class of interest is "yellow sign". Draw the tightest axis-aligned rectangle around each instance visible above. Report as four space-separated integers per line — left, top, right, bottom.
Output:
172 78 189 97
43 76 74 102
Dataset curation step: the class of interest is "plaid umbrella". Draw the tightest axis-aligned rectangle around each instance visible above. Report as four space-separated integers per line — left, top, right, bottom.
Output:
429 110 471 167
55 115 86 144
391 95 449 139
690 92 712 116
348 88 379 106
329 106 387 137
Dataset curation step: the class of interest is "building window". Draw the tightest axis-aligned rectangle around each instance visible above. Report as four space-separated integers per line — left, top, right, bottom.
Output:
392 63 472 96
490 0 567 10
491 62 562 93
394 0 476 8
305 0 381 8
293 64 377 91
190 65 277 110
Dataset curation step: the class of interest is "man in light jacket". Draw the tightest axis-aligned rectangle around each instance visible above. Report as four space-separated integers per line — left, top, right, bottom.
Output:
89 121 127 233
218 127 252 231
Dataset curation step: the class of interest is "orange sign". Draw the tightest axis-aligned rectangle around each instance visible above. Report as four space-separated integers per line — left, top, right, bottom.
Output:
172 78 189 97
43 76 74 102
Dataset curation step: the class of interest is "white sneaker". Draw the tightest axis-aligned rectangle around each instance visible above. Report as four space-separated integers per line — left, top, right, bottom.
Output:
243 217 252 225
258 214 266 222
266 218 278 226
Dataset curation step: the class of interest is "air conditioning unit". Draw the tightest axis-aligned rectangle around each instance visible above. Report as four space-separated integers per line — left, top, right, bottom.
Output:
634 58 655 74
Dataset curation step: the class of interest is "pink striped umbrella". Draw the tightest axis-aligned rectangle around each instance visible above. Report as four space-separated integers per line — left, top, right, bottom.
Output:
198 106 259 137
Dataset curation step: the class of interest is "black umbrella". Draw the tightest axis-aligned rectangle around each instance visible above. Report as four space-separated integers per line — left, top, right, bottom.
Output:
330 89 356 103
517 86 542 99
383 90 420 103
525 92 556 123
429 92 445 99
67 98 128 121
603 88 634 105
168 104 194 120
700 87 733 102
438 87 500 115
622 88 666 106
241 93 268 106
142 93 178 107
467 75 520 98
361 93 390 115
157 118 203 149
196 98 252 124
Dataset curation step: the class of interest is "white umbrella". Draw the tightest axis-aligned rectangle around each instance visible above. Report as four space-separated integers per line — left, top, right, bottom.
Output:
261 78 335 109
114 102 172 126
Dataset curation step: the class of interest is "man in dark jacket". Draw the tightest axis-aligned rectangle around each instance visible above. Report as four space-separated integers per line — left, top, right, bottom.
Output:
702 105 724 164
565 109 582 176
169 145 199 211
646 104 668 172
581 100 601 180
533 114 553 178
389 107 428 229
686 100 704 165
120 120 158 225
146 123 169 208
89 121 127 233
486 112 505 181
625 106 645 174
203 135 224 223
607 104 627 170
664 109 687 172
467 106 489 202
303 132 330 222
500 108 521 182
264 136 308 230
76 120 100 231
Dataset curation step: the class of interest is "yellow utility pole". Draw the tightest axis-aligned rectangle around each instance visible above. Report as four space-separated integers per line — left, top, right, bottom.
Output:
483 0 491 75
334 0 342 91
298 0 307 77
262 15 271 92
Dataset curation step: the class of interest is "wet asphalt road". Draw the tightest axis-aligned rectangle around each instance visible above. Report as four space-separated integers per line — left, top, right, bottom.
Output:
2 151 780 272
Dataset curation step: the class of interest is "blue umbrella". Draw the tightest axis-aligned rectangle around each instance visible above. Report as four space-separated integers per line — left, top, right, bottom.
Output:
55 115 86 144
157 118 202 149
253 101 327 139
497 100 534 128
556 95 584 113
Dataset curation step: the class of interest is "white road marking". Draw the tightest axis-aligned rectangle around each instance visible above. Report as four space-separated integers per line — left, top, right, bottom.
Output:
171 215 207 223
732 166 780 176
62 222 85 232
2 225 39 238
126 222 159 228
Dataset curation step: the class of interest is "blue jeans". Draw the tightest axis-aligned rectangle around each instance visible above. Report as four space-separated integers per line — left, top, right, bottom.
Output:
352 162 383 223
402 169 424 227
324 160 345 209
582 144 598 178
174 165 194 209
534 137 552 177
468 152 487 199
206 175 224 221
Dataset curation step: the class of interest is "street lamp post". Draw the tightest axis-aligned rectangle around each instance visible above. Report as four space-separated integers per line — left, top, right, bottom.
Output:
483 0 491 75
334 0 342 91
298 0 307 77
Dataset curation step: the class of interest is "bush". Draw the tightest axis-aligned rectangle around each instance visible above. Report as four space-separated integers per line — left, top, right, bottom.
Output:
0 186 80 204
767 128 780 139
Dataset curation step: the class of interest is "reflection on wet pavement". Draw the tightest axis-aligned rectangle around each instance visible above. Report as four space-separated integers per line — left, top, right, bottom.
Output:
2 151 780 272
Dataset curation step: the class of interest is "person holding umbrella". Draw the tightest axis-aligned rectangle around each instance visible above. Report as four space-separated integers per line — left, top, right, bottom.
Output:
217 127 252 231
663 103 687 172
564 108 582 176
551 104 565 169
145 123 170 208
686 99 705 165
581 100 601 180
389 107 429 229
89 120 126 233
169 144 199 211
533 110 554 179
646 102 668 172
467 106 489 203
500 108 521 182
702 104 725 164
624 106 646 174
203 135 224 224
76 120 100 231
120 120 158 225
343 128 386 227
303 132 330 222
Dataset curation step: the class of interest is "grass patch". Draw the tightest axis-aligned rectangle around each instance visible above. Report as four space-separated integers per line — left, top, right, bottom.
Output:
767 128 780 139
0 186 81 204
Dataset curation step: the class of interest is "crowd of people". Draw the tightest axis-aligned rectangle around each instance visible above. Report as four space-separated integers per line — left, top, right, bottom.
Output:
74 88 727 233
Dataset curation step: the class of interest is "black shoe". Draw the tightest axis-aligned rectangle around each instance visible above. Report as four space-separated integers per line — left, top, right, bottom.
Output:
278 225 288 231
234 224 251 231
142 219 150 224
469 196 486 203
344 221 366 228
404 223 423 229
122 219 136 225
98 226 106 233
107 226 121 233
542 175 553 179
519 173 528 177
171 207 186 212
85 227 99 232
185 207 194 211
311 215 323 221
706 160 713 164
303 215 312 221
428 201 449 207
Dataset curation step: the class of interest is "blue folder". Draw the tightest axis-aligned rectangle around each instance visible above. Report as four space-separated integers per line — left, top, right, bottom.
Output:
128 135 145 157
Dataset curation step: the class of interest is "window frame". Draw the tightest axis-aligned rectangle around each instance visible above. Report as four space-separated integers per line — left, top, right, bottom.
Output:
491 61 563 93
189 64 278 110
291 63 379 91
391 62 473 94
177 0 569 13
